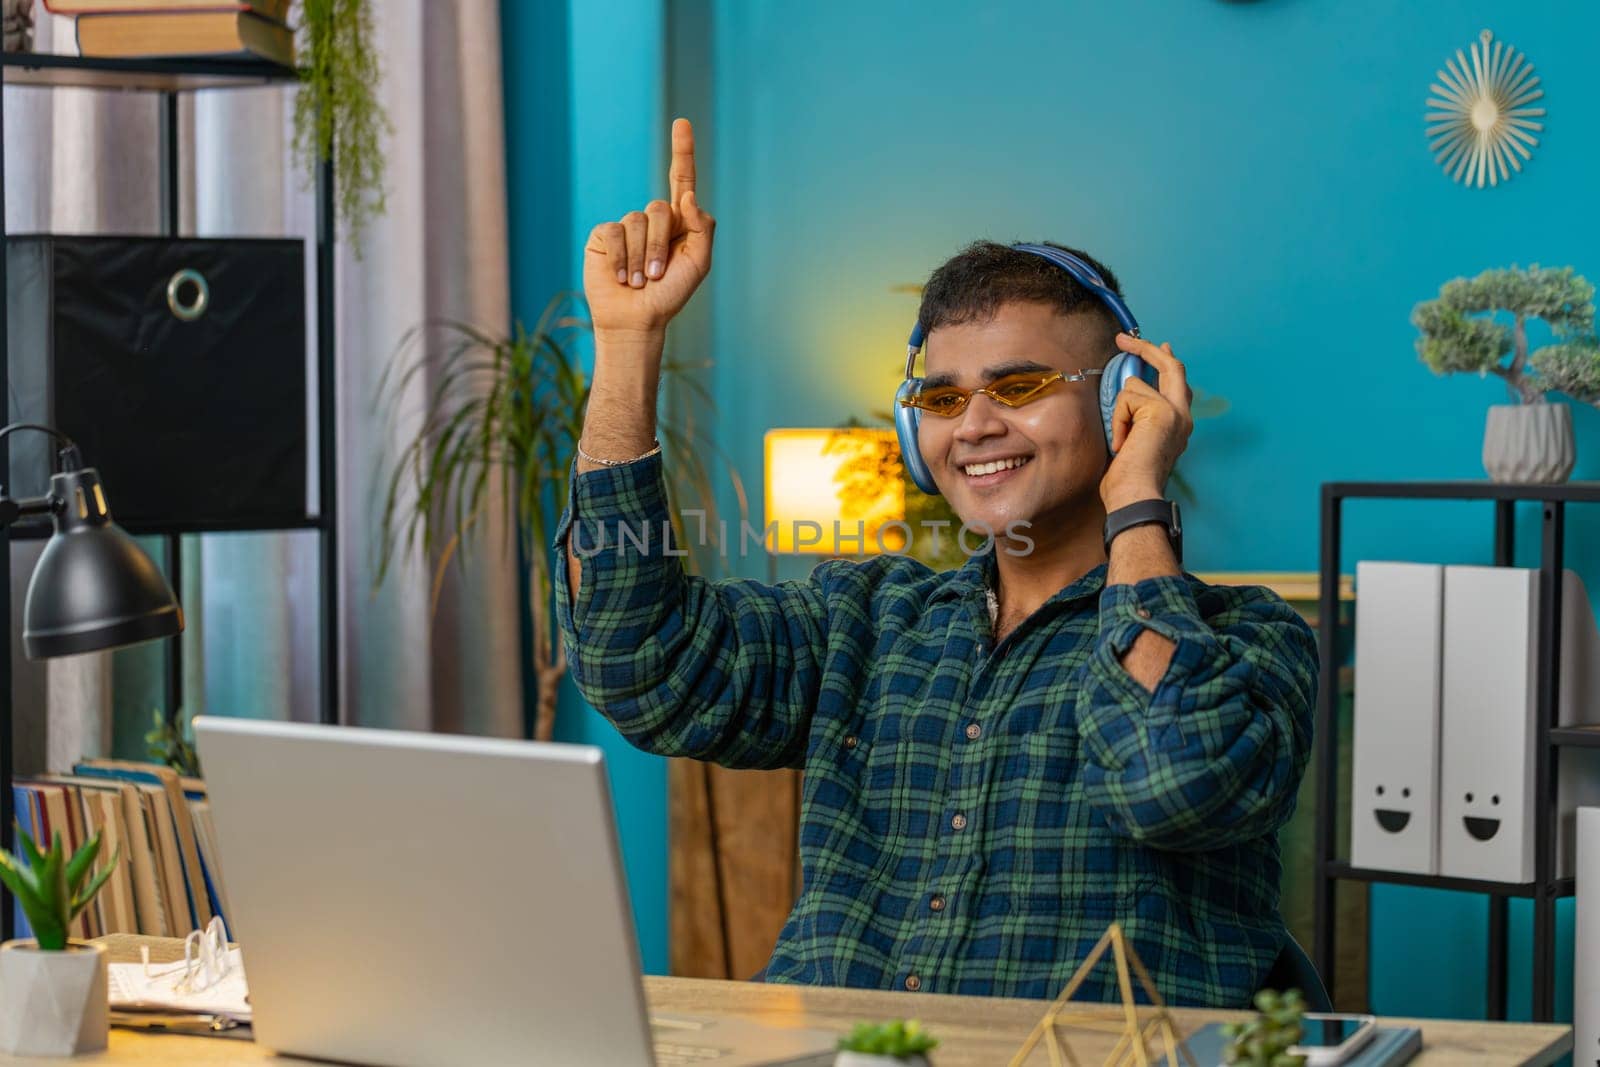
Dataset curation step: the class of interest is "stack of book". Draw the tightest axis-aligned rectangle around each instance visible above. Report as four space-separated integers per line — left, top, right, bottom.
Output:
11 760 229 940
43 0 293 64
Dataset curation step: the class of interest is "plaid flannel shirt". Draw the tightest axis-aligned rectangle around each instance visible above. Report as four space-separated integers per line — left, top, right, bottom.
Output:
553 455 1318 1007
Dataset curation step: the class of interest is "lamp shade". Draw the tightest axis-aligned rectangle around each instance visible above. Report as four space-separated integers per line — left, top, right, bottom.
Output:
22 467 183 659
763 428 905 554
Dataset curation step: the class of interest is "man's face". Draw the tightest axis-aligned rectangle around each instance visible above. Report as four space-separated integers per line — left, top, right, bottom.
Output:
918 301 1111 540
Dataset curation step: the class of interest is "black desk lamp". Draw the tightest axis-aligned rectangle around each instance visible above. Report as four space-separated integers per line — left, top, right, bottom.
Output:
0 422 184 939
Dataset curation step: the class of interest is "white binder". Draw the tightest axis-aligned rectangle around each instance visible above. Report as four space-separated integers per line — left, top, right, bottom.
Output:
1577 807 1600 1067
1439 567 1600 883
1351 562 1445 875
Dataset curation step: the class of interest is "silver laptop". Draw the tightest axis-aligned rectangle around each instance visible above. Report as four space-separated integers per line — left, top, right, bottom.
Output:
194 717 835 1067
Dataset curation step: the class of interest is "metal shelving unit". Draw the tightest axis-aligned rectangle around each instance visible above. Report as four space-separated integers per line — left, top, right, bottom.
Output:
1313 480 1600 1023
0 52 340 940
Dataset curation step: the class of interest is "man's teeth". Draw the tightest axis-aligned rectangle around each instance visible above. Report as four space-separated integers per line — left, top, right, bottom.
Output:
963 456 1031 477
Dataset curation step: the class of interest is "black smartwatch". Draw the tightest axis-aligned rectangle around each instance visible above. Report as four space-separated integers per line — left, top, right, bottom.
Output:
1104 499 1182 564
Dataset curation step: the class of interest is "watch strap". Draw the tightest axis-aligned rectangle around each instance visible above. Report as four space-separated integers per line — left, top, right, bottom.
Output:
1104 499 1182 563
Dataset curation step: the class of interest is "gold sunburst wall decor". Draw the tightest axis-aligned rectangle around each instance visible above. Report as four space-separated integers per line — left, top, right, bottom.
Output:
1426 29 1545 189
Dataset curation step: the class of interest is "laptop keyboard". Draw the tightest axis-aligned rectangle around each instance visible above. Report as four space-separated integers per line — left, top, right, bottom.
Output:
654 1041 731 1064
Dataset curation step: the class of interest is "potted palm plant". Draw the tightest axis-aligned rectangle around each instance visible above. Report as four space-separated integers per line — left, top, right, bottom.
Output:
377 293 743 740
1413 265 1600 482
0 829 118 1056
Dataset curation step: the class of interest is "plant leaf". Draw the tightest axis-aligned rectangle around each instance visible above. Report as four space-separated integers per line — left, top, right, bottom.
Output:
64 830 103 896
0 850 45 918
69 846 120 922
16 825 45 875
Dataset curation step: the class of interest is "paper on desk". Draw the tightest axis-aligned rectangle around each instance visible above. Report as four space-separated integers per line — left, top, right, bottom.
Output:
106 947 251 1021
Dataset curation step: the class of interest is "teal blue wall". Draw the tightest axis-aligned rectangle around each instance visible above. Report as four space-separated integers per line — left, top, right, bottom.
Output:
502 0 670 976
505 0 1600 1011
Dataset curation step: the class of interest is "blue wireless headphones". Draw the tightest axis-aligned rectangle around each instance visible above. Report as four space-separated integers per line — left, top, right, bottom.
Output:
893 242 1147 496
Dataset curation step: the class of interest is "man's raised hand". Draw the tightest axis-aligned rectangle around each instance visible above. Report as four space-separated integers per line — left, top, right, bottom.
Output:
583 118 716 336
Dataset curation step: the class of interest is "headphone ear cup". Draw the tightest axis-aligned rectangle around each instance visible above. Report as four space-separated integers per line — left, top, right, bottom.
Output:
894 379 940 496
1099 352 1149 454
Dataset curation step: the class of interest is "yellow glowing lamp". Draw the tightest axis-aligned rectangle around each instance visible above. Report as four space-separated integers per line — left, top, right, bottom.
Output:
763 428 906 554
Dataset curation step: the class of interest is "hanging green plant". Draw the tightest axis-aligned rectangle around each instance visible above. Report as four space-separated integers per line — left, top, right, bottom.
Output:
292 0 391 251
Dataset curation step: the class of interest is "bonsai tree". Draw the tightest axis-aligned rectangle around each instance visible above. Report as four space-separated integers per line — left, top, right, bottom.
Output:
1533 339 1600 408
0 829 117 950
1412 265 1600 405
1220 988 1306 1067
837 1019 939 1063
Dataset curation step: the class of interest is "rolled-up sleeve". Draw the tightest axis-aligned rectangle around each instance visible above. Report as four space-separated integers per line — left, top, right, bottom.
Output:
552 455 829 769
1074 576 1318 852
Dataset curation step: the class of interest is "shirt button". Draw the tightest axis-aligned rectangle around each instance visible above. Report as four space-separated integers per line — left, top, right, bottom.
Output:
904 974 921 992
929 893 946 912
950 813 967 831
843 735 858 750
1136 607 1152 619
964 722 981 741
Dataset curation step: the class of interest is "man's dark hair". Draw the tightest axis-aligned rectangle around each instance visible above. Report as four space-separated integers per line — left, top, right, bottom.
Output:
916 240 1123 348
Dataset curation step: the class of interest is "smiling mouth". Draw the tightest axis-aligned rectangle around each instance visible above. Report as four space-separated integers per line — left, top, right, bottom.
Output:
961 455 1032 478
1465 817 1501 841
1375 809 1411 833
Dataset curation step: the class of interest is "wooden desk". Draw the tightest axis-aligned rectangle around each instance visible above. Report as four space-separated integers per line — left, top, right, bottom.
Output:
0 975 1572 1066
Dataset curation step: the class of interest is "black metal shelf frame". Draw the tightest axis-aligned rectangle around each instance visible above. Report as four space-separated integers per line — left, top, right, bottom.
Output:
1313 481 1600 1024
0 55 339 941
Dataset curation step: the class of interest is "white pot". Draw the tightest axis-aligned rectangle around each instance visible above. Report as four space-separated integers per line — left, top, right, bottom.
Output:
1482 403 1575 484
0 940 109 1057
834 1054 931 1067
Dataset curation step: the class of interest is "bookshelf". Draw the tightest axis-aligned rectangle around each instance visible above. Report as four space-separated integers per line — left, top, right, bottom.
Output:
2 52 294 91
1313 480 1600 1024
0 52 339 940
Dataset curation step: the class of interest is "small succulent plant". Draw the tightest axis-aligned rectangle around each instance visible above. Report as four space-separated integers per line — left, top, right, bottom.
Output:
1221 988 1307 1067
837 1019 939 1059
0 827 117 950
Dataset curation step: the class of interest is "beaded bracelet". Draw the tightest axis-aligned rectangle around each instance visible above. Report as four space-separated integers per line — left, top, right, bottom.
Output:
576 439 663 467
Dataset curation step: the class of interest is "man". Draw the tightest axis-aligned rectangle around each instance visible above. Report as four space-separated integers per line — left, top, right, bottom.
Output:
557 118 1318 1007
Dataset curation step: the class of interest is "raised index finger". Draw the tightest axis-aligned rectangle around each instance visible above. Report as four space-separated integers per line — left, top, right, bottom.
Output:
669 117 697 207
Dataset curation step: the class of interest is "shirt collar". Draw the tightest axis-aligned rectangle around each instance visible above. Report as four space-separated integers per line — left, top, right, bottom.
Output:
927 549 1110 608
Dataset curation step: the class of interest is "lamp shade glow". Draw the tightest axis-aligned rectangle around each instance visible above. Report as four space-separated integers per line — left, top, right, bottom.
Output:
22 467 183 659
763 428 905 554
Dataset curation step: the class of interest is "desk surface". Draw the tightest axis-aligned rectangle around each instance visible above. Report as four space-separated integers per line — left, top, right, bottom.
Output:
0 975 1572 1066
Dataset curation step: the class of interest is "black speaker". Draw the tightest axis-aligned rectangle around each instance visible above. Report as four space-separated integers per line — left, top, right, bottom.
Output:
5 235 308 530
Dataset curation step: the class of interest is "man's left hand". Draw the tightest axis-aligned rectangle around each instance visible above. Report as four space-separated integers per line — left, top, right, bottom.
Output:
1101 332 1194 513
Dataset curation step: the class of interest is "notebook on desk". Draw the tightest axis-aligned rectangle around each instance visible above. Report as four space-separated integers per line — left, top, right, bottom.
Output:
193 717 836 1067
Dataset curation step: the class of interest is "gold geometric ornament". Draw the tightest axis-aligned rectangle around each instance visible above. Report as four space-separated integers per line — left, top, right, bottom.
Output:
1009 923 1196 1067
1426 29 1545 189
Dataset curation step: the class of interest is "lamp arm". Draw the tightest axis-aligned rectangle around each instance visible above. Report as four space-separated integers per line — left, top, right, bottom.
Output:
0 494 57 530
0 423 82 529
0 422 82 474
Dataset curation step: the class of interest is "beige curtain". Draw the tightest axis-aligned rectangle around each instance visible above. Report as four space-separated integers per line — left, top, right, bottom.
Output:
3 0 522 775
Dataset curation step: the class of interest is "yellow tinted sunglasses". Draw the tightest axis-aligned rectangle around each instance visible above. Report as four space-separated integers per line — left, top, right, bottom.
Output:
899 368 1104 418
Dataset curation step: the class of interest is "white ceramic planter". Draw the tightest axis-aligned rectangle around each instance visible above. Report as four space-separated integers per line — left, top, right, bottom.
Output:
834 1054 931 1067
1482 402 1575 484
0 940 109 1057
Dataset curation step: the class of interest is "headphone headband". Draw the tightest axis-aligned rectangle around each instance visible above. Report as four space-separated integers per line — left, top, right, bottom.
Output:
904 242 1139 369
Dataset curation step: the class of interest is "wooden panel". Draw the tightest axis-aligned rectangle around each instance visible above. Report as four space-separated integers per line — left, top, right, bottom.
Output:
669 761 799 979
